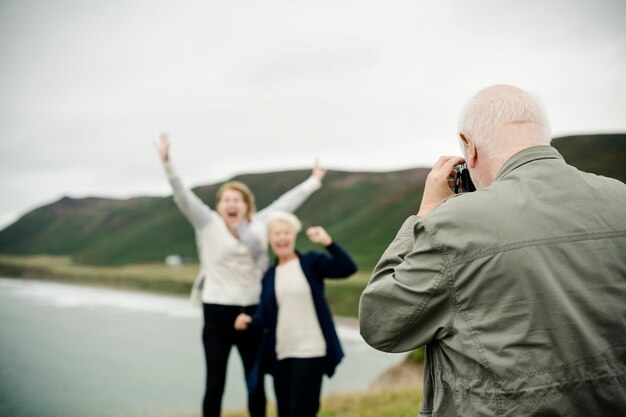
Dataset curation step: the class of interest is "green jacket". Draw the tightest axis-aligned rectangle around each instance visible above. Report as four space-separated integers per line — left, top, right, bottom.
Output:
359 146 626 416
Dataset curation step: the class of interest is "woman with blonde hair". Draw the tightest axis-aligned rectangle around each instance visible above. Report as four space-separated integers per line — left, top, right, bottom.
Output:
156 134 326 417
235 211 357 417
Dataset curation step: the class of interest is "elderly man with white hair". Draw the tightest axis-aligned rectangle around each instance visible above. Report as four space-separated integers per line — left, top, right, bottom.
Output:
235 211 357 417
359 84 626 416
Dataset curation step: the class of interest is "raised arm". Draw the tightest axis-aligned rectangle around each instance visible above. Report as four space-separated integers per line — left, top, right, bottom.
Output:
307 226 357 279
157 133 214 229
256 160 326 220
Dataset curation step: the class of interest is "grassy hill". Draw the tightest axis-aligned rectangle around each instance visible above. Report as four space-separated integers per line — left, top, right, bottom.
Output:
0 134 624 272
0 168 429 270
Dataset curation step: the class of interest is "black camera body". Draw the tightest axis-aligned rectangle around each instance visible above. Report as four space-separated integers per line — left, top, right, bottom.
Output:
454 163 476 193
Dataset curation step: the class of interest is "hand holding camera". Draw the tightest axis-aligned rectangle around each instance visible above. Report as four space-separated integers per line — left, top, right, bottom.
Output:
417 156 472 217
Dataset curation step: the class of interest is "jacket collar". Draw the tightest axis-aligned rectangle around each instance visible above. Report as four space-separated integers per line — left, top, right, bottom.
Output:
495 145 564 181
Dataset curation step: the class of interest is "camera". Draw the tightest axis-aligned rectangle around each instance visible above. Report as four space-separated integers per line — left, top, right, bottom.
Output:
454 163 476 193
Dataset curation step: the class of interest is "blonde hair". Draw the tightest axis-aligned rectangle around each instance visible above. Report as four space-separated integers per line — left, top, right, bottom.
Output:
216 181 256 221
266 211 302 234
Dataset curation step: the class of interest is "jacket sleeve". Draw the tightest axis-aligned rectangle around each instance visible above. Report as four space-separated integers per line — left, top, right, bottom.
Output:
358 215 453 353
313 242 358 279
163 161 214 229
256 176 321 219
249 303 267 330
250 275 271 329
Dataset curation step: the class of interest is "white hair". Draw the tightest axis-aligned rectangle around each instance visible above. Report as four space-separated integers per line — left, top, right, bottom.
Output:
457 87 552 156
266 211 302 234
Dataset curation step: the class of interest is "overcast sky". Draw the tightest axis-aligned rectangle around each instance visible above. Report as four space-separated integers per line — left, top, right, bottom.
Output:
1 0 625 229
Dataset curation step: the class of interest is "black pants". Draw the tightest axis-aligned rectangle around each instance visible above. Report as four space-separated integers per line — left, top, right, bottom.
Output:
202 303 266 417
274 357 325 417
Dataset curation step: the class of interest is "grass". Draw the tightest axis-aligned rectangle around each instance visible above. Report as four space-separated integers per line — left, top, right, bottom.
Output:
218 387 422 417
318 387 422 417
0 254 197 295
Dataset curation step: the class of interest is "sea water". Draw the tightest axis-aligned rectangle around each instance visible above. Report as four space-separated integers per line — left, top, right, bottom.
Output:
0 277 403 417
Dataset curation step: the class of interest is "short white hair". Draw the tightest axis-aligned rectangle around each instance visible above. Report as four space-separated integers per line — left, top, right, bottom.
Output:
266 211 302 234
458 86 551 156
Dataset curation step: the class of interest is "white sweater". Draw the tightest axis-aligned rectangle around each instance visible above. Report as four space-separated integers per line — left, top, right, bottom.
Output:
163 162 321 306
275 258 326 360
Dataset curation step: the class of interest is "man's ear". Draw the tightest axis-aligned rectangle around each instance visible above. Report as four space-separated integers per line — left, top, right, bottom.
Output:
459 132 478 169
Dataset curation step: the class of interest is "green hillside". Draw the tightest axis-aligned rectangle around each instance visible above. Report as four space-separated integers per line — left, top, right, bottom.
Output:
0 134 624 270
0 167 429 270
551 134 625 182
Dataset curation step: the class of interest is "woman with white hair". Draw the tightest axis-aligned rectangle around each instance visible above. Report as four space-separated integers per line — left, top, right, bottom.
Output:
234 211 357 417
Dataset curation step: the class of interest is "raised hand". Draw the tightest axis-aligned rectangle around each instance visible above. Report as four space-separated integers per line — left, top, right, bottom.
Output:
312 158 327 182
156 132 170 162
306 226 333 246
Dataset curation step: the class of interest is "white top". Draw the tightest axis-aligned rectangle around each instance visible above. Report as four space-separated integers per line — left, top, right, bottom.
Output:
275 258 326 360
163 161 321 307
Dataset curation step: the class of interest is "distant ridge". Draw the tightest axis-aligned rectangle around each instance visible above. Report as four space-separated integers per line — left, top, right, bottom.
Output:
0 134 624 269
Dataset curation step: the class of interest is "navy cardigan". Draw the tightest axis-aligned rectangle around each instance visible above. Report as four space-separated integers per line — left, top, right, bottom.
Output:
246 242 357 392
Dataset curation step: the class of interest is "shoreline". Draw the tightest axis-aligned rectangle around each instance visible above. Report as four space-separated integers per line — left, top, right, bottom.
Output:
0 264 424 415
0 254 372 317
1 273 422 393
0 254 196 295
